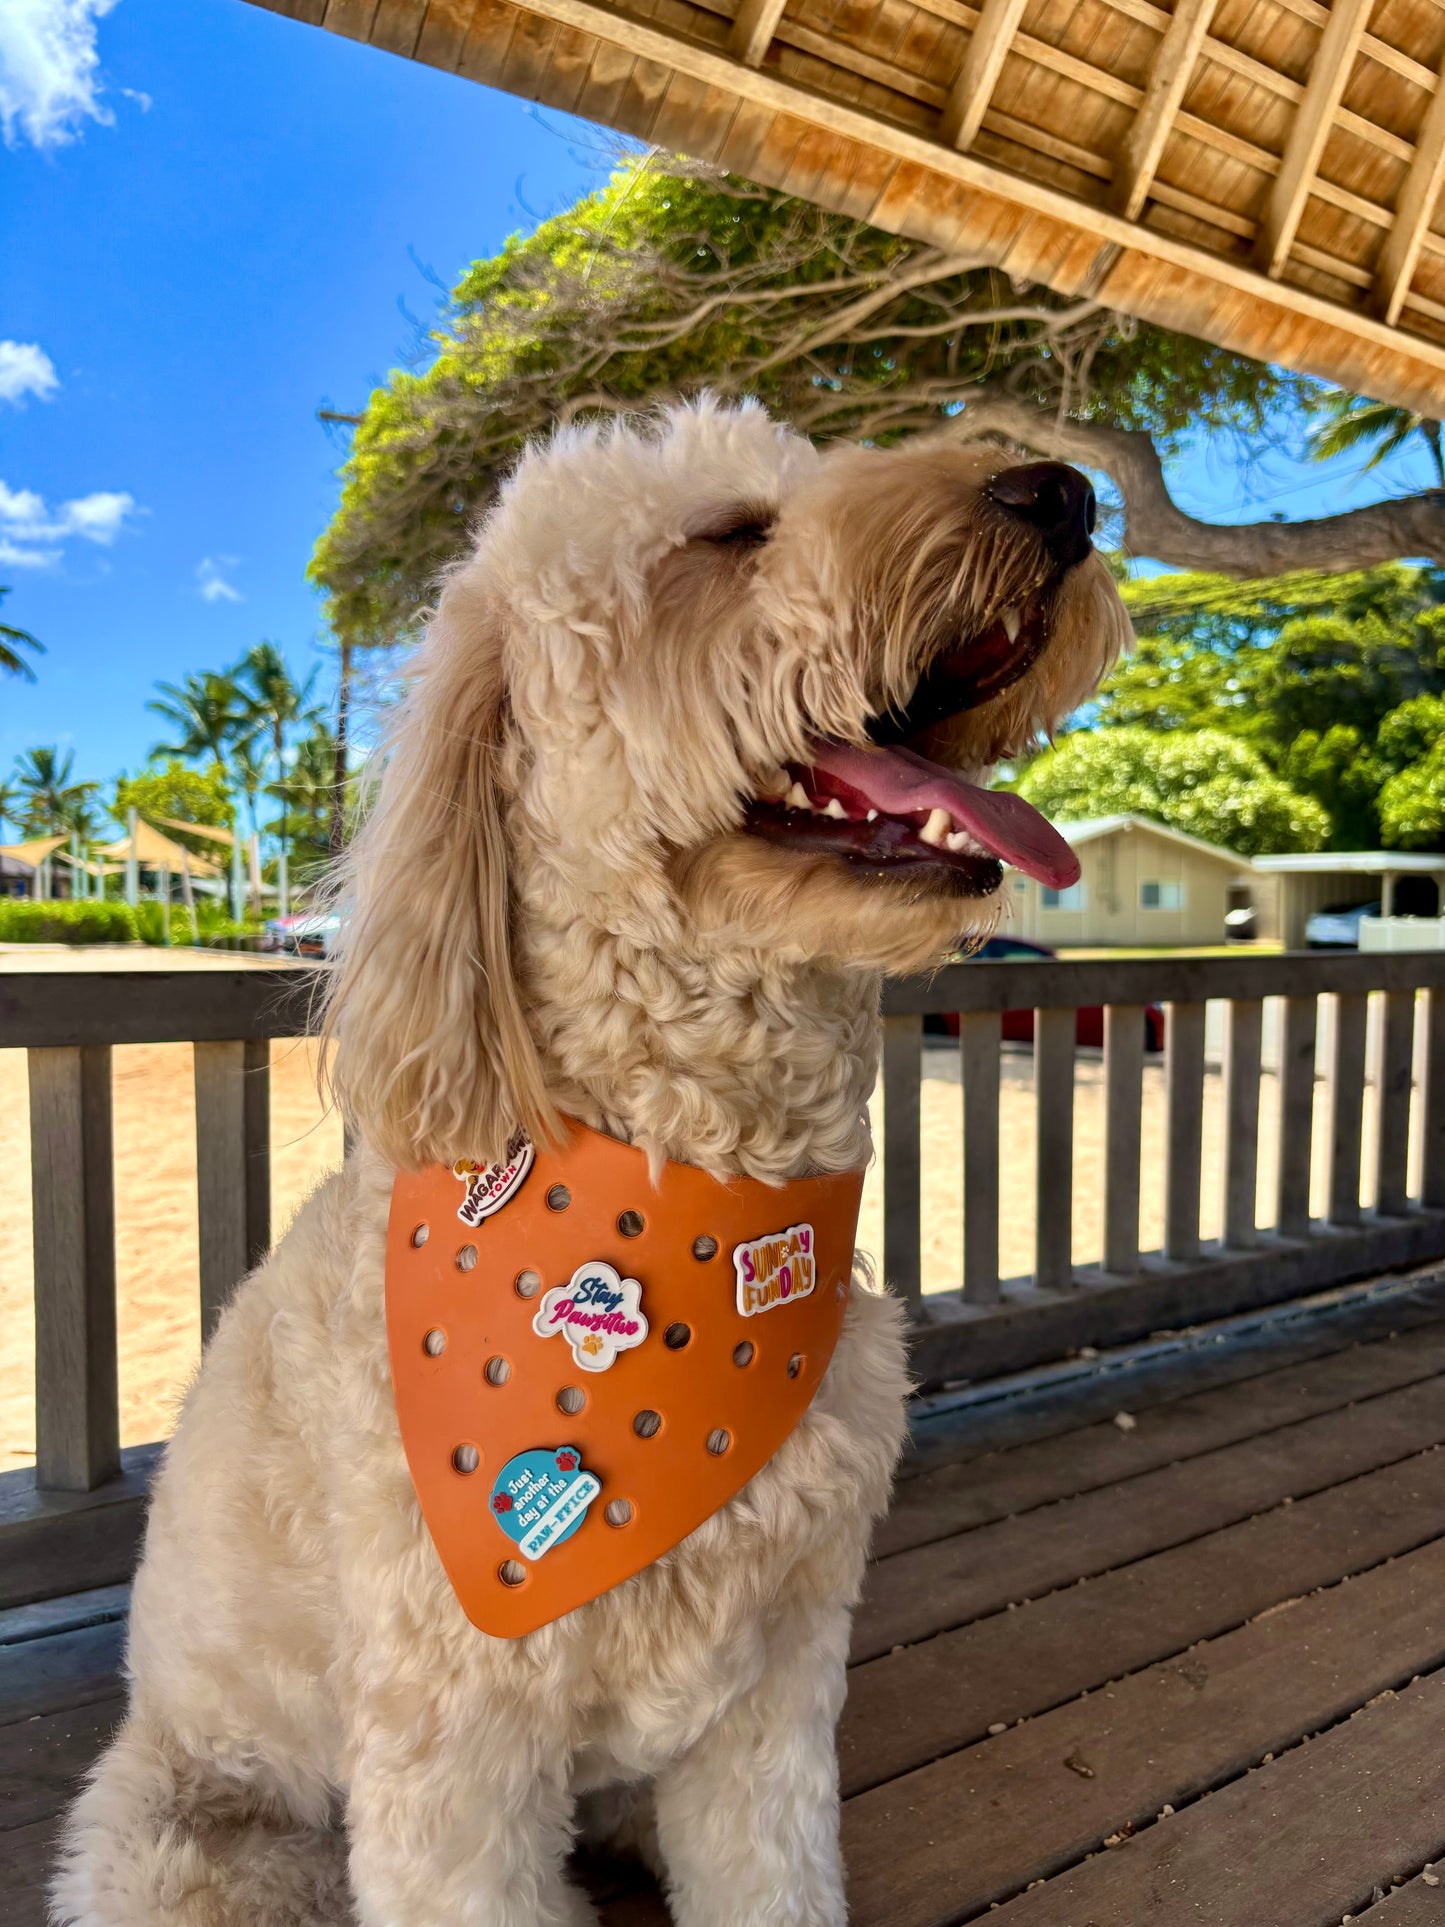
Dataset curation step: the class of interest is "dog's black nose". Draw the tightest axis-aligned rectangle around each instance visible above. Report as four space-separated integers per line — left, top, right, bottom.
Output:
986 462 1096 569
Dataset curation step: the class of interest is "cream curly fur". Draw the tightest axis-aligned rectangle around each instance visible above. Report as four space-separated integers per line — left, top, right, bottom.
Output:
54 402 1128 1927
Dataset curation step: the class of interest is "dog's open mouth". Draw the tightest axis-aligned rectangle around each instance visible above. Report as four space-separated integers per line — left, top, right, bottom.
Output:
742 601 1081 897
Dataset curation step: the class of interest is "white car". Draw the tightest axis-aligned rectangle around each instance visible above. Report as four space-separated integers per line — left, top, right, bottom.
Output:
1305 900 1380 948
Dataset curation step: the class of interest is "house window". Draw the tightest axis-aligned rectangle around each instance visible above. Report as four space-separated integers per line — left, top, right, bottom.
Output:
1141 879 1184 910
1041 882 1087 911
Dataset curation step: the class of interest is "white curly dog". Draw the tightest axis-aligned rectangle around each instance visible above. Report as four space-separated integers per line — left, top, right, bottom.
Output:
55 403 1128 1927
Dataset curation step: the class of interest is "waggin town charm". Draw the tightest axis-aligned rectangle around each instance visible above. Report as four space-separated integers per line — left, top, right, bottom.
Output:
531 1259 648 1372
452 1129 534 1227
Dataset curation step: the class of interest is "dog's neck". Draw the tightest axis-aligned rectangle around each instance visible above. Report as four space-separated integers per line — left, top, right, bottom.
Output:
521 914 881 1185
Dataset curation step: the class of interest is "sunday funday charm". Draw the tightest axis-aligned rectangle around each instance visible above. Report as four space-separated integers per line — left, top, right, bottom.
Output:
733 1221 817 1317
531 1259 649 1372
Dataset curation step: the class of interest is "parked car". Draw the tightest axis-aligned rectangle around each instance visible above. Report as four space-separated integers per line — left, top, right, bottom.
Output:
262 911 341 958
1305 900 1381 949
925 935 1166 1049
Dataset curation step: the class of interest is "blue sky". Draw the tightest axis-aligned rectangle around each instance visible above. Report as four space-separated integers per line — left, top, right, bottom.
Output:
0 0 1438 811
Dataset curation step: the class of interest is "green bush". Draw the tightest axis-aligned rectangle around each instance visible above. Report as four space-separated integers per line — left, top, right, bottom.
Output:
0 900 141 945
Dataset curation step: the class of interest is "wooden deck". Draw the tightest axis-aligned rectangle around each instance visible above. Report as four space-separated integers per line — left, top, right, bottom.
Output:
9 1270 1445 1924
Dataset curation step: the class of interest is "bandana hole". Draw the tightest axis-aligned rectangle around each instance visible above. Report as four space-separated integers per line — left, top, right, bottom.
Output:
456 1245 478 1273
484 1356 511 1387
633 1409 662 1439
452 1443 480 1474
787 1353 805 1379
547 1185 572 1212
423 1329 447 1357
410 1224 430 1249
692 1235 718 1262
617 1209 645 1238
732 1341 755 1369
515 1269 542 1299
664 1323 692 1351
498 1560 527 1587
706 1429 732 1456
604 1498 634 1527
557 1385 586 1416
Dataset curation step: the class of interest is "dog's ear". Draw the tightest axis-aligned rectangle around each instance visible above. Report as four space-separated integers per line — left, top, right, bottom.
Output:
322 576 556 1170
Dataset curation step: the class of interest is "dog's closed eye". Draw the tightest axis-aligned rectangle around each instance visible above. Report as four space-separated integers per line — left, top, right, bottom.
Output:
689 503 777 549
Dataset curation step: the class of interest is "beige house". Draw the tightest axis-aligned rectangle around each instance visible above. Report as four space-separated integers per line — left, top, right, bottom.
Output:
1005 816 1247 949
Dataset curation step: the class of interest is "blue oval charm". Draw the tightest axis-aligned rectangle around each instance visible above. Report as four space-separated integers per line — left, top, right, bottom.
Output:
490 1446 601 1561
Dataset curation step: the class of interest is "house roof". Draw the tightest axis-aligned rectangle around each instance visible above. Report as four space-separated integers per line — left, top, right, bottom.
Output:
1050 814 1247 866
1253 850 1445 874
246 0 1445 415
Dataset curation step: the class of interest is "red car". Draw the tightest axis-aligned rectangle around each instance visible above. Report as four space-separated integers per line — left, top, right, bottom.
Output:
925 937 1166 1050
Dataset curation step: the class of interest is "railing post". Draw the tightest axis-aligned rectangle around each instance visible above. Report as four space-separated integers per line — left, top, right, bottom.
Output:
1422 986 1445 1209
1374 988 1416 1217
1034 1006 1075 1289
1103 1004 1145 1274
960 1010 1000 1305
194 1040 272 1343
1163 1000 1205 1262
881 1012 922 1317
1326 991 1369 1228
29 1045 120 1491
1222 998 1263 1249
1276 993 1318 1238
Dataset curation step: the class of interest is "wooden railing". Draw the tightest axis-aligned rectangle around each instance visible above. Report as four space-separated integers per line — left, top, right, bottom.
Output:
4 952 1445 1606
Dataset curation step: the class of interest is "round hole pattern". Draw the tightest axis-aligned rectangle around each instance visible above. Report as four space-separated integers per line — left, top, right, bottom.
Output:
411 1223 430 1248
732 1341 755 1369
556 1385 586 1417
484 1355 511 1387
706 1428 732 1456
604 1498 634 1527
787 1353 804 1379
547 1184 571 1212
453 1443 480 1474
692 1234 718 1262
455 1244 478 1273
498 1559 527 1587
617 1209 645 1238
663 1322 692 1351
423 1328 447 1357
514 1268 541 1299
633 1409 662 1439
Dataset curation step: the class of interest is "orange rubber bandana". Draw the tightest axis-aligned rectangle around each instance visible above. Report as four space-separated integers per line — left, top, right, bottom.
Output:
386 1118 864 1637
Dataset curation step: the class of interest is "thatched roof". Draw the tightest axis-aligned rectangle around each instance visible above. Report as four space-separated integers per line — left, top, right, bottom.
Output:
245 0 1445 414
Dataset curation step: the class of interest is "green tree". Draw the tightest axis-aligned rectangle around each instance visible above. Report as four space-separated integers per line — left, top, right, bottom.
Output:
1378 745 1445 848
13 747 99 834
113 762 234 862
236 640 320 870
0 587 43 683
1306 389 1445 488
148 670 252 771
267 722 338 876
0 779 18 839
1017 728 1330 856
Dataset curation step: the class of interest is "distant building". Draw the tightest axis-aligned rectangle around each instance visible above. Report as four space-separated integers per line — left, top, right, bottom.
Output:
1006 815 1248 948
1251 852 1445 948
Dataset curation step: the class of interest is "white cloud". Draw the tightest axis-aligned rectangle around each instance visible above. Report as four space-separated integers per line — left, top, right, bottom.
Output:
0 475 138 566
0 341 59 405
196 555 242 604
0 0 120 150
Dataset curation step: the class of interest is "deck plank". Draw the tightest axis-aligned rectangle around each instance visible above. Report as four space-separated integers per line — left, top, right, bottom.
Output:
878 1321 1445 1557
856 1374 1445 1658
842 1536 1445 1924
1354 1866 1445 1920
0 1819 57 1927
0 1620 127 1725
0 1696 123 1832
843 1446 1445 1795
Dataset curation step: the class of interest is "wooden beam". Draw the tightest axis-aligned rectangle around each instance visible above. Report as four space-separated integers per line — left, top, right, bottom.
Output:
1374 52 1445 325
1112 0 1219 221
941 0 1028 149
729 0 788 67
1255 0 1374 279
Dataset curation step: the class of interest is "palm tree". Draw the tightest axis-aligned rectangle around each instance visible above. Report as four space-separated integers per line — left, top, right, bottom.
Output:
236 642 320 885
0 587 44 682
1306 391 1445 488
148 670 251 769
13 747 98 833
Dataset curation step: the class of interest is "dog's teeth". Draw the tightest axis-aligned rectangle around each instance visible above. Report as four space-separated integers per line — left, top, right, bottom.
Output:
866 809 878 822
919 808 951 848
1001 607 1022 645
759 767 790 799
786 782 813 812
822 797 848 819
944 830 968 853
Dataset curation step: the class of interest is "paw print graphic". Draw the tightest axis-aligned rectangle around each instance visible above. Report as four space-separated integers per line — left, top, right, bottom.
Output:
492 1493 513 1514
581 1333 604 1357
555 1451 578 1473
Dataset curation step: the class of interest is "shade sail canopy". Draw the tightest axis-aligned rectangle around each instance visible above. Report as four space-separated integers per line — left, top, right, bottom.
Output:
0 835 66 871
246 0 1445 414
96 821 223 878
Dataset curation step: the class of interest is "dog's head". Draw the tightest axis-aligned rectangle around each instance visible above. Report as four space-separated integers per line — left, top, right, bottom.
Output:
327 402 1130 1165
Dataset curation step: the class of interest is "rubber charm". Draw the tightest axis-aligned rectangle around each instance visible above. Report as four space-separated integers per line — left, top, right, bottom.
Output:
532 1259 648 1372
491 1447 601 1560
733 1221 817 1317
453 1129 534 1226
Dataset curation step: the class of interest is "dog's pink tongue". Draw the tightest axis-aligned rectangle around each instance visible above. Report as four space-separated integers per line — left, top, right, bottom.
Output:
809 742 1081 889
